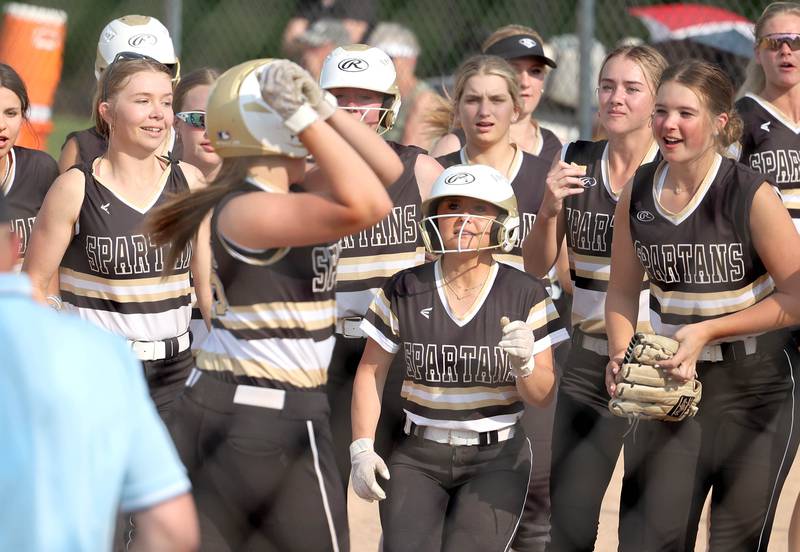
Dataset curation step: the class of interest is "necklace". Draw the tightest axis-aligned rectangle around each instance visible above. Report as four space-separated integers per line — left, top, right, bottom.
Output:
444 272 490 301
0 152 10 194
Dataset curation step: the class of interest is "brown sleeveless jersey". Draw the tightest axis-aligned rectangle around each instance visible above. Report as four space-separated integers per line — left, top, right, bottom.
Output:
59 159 192 341
735 94 800 232
362 260 568 431
196 178 339 392
629 155 774 341
2 146 58 268
562 140 657 334
336 141 425 318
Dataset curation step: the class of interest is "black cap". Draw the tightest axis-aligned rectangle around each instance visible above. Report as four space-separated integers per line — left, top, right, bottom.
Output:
484 34 557 68
0 193 8 224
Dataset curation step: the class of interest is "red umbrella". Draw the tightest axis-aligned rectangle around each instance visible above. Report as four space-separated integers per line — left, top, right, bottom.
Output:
628 4 755 58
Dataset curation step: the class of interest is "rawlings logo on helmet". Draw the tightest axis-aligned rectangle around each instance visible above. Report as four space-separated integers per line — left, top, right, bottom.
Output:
519 38 537 48
444 172 476 185
337 58 369 72
128 33 157 47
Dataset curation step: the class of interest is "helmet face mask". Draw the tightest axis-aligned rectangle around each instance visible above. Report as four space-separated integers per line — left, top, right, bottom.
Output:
421 213 517 254
95 15 180 82
319 44 402 134
419 164 520 255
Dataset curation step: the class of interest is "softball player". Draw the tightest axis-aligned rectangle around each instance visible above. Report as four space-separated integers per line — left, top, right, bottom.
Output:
318 44 443 485
170 68 222 354
58 15 182 172
733 4 800 542
146 58 399 551
23 56 207 416
605 60 800 551
432 55 568 550
521 44 666 552
735 2 800 235
431 24 562 163
0 64 59 273
351 163 568 552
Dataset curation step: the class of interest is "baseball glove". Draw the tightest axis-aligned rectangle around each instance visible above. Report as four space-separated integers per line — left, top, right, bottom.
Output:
608 333 702 422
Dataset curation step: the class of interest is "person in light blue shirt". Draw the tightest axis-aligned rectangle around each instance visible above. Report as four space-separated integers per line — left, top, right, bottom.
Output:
0 193 198 551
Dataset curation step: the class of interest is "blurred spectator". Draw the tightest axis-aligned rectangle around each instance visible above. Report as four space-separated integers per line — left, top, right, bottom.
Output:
295 18 352 80
368 22 437 149
0 196 198 552
282 0 376 60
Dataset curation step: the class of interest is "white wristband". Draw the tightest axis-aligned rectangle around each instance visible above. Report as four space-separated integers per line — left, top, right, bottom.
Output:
283 103 319 134
512 357 535 379
349 437 375 460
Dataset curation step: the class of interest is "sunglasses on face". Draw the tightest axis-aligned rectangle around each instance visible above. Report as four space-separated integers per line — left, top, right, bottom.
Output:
758 33 800 51
176 111 206 129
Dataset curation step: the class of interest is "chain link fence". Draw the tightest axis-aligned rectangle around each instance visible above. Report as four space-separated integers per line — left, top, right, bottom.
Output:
0 0 773 144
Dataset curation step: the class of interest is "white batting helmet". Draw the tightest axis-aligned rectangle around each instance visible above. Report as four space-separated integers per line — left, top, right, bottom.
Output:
95 15 180 81
420 164 520 254
205 59 308 159
319 44 402 133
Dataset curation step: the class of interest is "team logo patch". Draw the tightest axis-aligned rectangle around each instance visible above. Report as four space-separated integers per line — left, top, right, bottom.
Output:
760 121 771 133
579 176 597 188
444 172 476 185
100 203 111 214
217 130 231 140
420 307 432 319
128 33 157 47
636 210 655 222
667 396 693 419
338 58 369 72
519 38 537 49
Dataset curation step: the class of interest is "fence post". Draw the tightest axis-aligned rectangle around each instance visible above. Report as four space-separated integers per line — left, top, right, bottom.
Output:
165 0 182 57
577 0 595 140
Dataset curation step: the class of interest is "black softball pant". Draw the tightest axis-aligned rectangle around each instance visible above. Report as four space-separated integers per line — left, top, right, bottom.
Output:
548 341 632 552
513 329 571 552
327 334 406 486
379 429 532 552
142 347 194 418
620 340 800 552
167 370 348 552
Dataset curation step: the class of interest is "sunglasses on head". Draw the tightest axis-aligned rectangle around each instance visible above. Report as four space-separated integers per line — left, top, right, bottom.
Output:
176 111 206 129
758 33 800 51
103 52 181 99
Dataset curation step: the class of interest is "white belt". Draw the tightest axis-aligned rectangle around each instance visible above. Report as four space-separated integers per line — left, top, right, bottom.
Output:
335 316 365 339
185 368 286 410
578 333 609 356
128 331 191 362
403 418 515 446
698 337 758 363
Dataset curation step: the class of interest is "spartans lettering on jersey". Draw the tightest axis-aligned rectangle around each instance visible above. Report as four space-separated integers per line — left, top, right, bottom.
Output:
520 212 536 243
748 150 800 184
634 240 745 284
9 217 35 256
312 243 340 292
85 234 192 275
403 342 514 384
565 208 613 253
339 205 417 249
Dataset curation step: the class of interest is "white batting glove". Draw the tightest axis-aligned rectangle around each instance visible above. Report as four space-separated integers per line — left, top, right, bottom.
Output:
258 60 319 134
499 316 535 378
349 438 390 502
314 91 338 121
